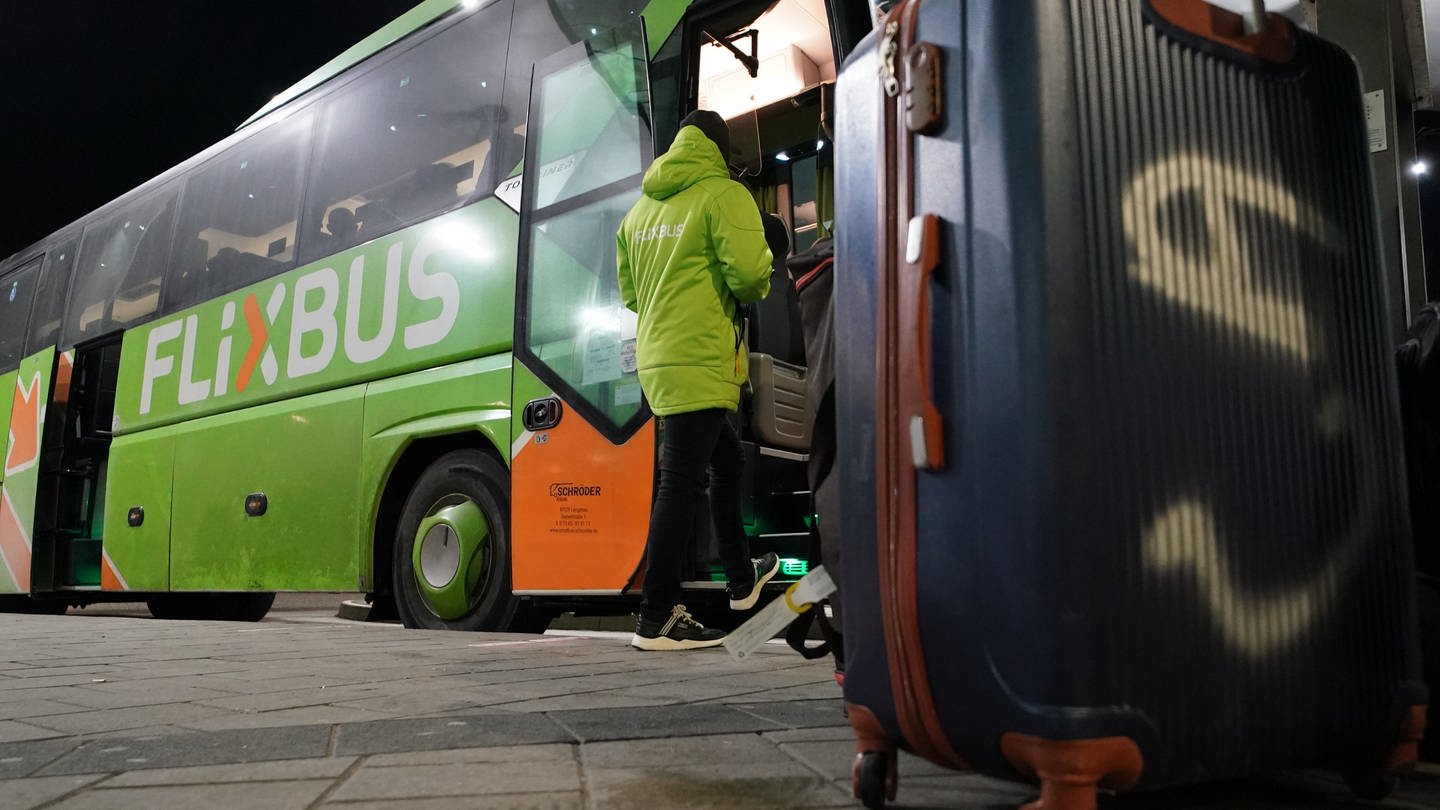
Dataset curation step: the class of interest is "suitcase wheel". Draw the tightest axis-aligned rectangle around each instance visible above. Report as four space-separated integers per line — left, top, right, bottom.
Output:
853 750 898 808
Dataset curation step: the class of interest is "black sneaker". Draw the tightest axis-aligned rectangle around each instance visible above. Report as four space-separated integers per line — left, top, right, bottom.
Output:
630 605 726 651
727 552 781 611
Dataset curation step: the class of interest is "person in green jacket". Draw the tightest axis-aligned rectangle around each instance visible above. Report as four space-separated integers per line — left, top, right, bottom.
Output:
617 110 782 650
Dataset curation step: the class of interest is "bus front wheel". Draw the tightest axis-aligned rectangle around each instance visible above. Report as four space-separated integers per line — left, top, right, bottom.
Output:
393 449 521 632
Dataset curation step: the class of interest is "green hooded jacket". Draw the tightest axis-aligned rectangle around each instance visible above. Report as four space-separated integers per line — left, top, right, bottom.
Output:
616 125 772 415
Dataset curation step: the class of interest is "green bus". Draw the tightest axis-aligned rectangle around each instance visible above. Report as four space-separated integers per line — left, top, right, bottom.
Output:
0 0 870 630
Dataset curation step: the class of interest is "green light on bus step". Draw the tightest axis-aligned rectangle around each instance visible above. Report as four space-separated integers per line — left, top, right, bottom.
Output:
780 558 808 577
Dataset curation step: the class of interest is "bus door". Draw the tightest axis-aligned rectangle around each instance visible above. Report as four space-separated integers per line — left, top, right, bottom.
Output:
0 257 47 597
510 21 658 595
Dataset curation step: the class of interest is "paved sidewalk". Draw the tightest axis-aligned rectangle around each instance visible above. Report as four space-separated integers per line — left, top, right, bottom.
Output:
0 608 1435 809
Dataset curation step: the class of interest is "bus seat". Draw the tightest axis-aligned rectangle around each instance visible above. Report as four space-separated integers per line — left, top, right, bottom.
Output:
745 215 811 450
747 266 806 366
169 237 210 306
747 352 811 451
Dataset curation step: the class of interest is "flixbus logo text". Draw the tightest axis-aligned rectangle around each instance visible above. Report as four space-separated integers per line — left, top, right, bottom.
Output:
139 233 459 415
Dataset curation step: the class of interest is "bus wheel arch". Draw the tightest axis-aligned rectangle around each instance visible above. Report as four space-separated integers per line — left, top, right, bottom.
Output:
386 439 523 631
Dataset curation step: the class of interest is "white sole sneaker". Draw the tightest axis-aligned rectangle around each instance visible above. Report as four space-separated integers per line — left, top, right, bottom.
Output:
629 633 726 651
729 557 782 611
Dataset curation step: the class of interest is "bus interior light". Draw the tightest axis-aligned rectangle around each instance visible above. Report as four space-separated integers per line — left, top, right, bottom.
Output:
775 151 791 162
780 558 808 576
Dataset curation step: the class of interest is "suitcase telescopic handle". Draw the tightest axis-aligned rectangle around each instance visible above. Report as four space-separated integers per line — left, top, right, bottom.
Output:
901 213 945 471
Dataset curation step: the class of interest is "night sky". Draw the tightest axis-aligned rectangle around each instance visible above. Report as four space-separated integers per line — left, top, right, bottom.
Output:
0 2 420 260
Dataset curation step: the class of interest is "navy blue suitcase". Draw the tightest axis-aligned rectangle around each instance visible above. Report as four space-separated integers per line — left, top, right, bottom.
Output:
833 1 1427 807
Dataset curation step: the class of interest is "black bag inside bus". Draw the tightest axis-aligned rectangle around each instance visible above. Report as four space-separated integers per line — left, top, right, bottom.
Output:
784 237 844 670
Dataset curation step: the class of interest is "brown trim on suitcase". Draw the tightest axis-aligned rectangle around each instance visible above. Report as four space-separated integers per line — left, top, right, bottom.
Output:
1146 0 1297 63
1000 733 1145 810
871 0 966 773
1383 704 1426 775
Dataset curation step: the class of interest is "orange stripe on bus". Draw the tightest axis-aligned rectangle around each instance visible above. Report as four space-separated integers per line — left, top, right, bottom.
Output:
53 351 74 406
0 495 31 592
100 554 125 591
4 375 40 473
235 294 267 393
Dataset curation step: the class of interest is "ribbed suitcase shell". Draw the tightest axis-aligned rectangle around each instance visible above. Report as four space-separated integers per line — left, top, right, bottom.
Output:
835 0 1425 791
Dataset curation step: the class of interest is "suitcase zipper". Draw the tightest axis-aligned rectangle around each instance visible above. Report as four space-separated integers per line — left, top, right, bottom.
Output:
871 0 965 772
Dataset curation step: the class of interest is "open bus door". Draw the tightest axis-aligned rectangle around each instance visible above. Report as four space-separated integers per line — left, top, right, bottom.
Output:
510 21 658 598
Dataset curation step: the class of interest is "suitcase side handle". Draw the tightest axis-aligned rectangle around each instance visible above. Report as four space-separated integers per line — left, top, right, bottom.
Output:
900 213 945 471
1145 0 1297 64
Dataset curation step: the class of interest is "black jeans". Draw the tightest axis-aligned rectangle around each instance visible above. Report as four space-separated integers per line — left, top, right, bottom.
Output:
641 408 753 620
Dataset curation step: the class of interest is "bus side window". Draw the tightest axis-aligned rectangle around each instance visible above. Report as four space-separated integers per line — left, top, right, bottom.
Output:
64 187 179 346
165 112 311 314
0 259 40 373
299 0 512 265
26 235 76 355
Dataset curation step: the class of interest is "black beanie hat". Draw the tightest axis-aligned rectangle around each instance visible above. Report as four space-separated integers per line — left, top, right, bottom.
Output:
678 109 731 163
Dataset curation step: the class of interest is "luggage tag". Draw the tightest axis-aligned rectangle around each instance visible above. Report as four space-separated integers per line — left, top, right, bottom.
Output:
723 566 837 661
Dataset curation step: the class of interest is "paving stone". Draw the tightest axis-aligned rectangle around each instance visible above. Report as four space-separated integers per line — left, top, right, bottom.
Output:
77 726 196 740
46 778 333 809
37 725 332 775
0 720 67 743
329 688 513 717
22 702 233 735
583 768 850 810
727 698 847 730
334 714 575 755
854 772 1031 809
34 682 239 710
330 758 581 801
0 700 91 721
104 756 357 787
0 675 111 692
321 792 582 809
776 737 961 784
0 773 107 809
488 693 673 713
179 704 395 732
725 683 849 703
761 726 855 744
1 665 122 680
548 704 783 743
582 733 790 769
769 737 855 782
0 738 86 778
196 683 402 713
366 742 576 767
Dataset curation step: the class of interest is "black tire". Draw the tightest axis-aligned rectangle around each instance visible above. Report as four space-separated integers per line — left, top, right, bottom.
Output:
146 592 275 622
393 449 520 631
855 751 890 809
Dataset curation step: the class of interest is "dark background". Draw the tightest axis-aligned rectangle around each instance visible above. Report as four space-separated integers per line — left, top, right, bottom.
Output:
0 2 420 260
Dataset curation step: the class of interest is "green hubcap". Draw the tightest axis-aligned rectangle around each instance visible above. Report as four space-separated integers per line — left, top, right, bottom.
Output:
412 496 489 620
